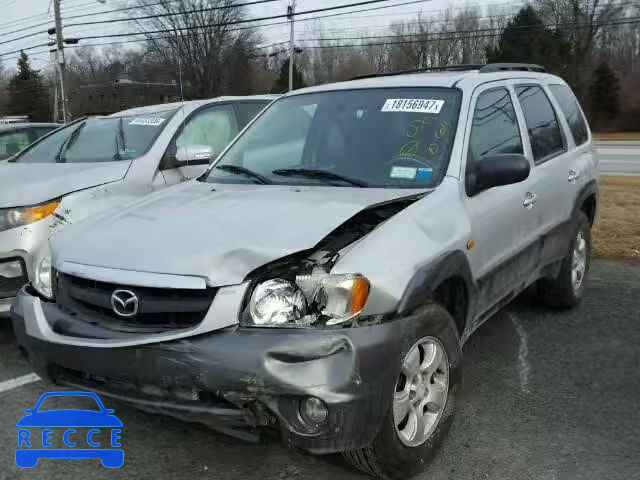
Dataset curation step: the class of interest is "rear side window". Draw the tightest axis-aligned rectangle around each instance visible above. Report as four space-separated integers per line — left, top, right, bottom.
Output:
468 88 523 163
0 130 30 160
236 102 269 127
516 85 565 163
549 84 589 146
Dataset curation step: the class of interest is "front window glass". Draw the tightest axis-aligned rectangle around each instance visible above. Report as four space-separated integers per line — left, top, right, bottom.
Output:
203 88 461 188
468 88 523 163
13 108 177 164
175 105 238 158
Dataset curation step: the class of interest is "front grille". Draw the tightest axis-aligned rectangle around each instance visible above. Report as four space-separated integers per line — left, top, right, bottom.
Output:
0 258 27 299
55 272 216 331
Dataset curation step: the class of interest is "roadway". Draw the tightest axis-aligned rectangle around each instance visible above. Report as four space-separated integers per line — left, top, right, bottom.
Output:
0 260 639 479
596 141 640 176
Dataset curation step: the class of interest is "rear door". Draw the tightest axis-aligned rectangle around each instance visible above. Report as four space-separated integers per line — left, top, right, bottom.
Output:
547 83 595 202
514 84 574 240
462 84 539 310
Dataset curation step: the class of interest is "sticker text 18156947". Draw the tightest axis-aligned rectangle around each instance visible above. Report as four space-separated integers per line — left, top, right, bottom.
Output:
381 99 445 114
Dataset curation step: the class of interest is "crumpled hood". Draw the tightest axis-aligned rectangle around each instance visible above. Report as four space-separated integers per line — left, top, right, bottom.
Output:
52 182 423 287
0 161 130 208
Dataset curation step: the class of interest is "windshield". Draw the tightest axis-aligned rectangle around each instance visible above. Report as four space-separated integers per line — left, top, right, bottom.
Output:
12 108 177 164
203 88 461 188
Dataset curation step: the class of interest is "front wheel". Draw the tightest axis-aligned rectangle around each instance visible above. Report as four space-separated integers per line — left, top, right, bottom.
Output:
343 304 461 479
538 212 591 309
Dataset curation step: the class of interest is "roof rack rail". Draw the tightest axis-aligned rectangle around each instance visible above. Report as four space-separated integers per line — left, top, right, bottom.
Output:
479 63 546 73
351 64 485 80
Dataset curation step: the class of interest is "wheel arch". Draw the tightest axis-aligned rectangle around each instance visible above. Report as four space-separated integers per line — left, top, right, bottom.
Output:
397 251 474 336
573 179 598 226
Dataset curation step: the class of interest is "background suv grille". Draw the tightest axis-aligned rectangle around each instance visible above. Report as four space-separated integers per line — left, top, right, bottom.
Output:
0 258 28 299
55 272 216 331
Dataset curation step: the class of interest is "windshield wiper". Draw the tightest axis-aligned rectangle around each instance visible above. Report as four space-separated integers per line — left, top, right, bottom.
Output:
55 123 85 163
272 168 368 187
215 164 272 184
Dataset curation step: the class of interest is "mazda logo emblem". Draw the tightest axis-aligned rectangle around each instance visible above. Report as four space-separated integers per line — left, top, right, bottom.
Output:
111 289 139 318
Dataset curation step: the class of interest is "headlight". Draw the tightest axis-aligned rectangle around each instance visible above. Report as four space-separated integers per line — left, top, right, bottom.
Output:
0 200 60 233
245 274 369 328
249 279 308 326
32 242 54 299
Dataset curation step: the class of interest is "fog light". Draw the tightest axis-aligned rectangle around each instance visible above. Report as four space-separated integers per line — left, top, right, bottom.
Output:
300 397 328 426
0 260 23 279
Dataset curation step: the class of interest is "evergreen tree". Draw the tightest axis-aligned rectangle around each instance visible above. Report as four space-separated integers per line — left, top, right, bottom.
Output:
486 6 570 76
587 62 620 131
6 52 51 122
271 58 305 93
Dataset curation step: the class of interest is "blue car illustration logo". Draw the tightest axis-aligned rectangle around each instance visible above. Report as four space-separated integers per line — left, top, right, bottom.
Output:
16 391 123 468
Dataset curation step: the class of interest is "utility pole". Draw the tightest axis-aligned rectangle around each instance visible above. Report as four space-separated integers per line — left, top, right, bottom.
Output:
50 49 59 123
52 0 68 123
287 0 296 92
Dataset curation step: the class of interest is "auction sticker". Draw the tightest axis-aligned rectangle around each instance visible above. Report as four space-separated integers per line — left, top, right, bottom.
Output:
381 99 444 114
129 117 165 126
390 166 417 179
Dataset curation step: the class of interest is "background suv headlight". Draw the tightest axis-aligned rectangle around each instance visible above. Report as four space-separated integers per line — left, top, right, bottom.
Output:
245 273 370 327
32 242 54 299
0 200 60 233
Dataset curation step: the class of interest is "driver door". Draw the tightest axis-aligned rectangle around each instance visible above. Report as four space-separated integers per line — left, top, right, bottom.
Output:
161 104 239 184
462 85 540 314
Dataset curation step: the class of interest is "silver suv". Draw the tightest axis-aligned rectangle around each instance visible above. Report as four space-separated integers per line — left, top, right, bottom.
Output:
12 64 598 479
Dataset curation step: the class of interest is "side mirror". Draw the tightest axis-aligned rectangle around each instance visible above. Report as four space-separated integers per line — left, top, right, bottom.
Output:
24 409 34 414
175 145 214 166
468 153 530 195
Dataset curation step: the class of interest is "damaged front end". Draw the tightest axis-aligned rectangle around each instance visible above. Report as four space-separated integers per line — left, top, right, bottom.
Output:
12 193 424 452
239 193 426 330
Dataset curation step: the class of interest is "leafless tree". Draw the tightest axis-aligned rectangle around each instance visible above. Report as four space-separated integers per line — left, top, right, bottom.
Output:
131 0 262 97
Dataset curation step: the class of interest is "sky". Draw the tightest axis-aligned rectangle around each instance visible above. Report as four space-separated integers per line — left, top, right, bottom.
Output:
0 0 521 71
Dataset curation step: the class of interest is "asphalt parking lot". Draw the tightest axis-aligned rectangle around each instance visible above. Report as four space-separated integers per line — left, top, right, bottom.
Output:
0 260 639 480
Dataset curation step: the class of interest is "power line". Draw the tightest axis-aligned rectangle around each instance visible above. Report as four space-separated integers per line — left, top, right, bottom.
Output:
0 19 53 40
74 0 405 41
0 0 281 46
4 0 640 58
64 0 281 29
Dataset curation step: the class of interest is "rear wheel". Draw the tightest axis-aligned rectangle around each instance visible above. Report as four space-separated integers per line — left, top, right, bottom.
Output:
343 304 461 479
538 212 591 309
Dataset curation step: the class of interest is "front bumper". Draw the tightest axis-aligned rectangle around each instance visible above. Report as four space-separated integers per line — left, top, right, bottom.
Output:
12 288 406 454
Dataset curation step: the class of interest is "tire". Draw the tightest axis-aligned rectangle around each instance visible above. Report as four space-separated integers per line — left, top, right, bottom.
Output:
538 211 591 309
343 304 462 479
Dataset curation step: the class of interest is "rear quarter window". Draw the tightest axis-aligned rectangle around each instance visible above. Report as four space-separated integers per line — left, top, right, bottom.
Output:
548 84 589 146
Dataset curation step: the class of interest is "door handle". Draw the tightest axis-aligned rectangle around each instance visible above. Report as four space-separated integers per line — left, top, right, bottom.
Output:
568 169 580 183
523 192 538 209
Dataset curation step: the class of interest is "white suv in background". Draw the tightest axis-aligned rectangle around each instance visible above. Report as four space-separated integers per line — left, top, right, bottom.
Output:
0 96 275 316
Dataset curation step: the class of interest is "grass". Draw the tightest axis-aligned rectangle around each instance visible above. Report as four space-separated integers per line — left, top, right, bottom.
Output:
593 132 640 142
593 176 640 262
